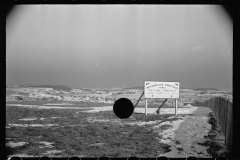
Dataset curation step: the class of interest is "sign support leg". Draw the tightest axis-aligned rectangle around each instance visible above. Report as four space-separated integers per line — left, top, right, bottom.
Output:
134 91 144 109
175 99 178 116
156 99 168 114
145 99 148 115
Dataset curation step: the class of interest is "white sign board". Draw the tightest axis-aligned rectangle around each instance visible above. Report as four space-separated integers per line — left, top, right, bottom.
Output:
144 81 180 99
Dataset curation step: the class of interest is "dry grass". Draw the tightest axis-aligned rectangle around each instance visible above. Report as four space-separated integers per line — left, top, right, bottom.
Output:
7 102 228 158
6 104 179 158
197 111 230 158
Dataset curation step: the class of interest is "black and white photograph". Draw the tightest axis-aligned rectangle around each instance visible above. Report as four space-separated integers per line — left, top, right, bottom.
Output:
6 5 233 158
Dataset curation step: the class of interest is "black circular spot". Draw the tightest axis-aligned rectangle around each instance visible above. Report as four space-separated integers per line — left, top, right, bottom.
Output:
128 156 139 160
40 156 51 160
99 157 109 160
113 98 134 119
157 156 168 160
187 156 197 160
69 156 80 160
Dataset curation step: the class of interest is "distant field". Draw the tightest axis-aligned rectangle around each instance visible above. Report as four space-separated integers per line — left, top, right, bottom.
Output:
123 87 144 90
193 88 219 91
19 85 72 92
6 90 15 95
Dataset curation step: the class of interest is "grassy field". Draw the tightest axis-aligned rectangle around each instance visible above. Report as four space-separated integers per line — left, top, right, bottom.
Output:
6 103 181 158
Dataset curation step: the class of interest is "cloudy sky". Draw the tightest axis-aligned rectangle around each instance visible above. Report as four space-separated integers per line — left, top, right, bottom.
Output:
6 5 232 89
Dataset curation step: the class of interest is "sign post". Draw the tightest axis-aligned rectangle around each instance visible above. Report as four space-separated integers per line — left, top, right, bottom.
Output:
145 99 148 115
175 99 178 116
134 91 144 109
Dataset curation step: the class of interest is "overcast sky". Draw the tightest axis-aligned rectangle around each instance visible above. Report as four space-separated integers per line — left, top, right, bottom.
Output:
6 5 232 89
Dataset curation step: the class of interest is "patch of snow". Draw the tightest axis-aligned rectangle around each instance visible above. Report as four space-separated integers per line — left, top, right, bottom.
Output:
51 117 66 119
44 150 62 155
80 106 113 113
44 103 74 105
153 117 186 144
126 120 162 126
8 123 59 127
86 117 164 126
7 141 28 148
6 104 89 110
185 104 193 108
7 154 34 159
69 125 78 127
86 117 121 123
38 141 54 148
19 118 37 121
90 143 104 146
69 124 88 127
134 107 198 115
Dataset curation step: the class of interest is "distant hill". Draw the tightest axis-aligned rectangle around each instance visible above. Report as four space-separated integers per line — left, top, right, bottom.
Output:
180 87 192 89
123 86 144 90
78 88 93 92
192 88 219 91
19 84 72 91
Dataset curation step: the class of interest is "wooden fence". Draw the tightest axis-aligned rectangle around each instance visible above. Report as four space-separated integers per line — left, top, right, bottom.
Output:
204 97 233 153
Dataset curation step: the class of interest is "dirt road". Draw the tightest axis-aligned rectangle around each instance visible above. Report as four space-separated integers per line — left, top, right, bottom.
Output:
158 107 213 158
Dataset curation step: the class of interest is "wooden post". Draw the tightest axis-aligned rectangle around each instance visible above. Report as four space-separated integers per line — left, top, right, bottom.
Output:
145 99 148 115
175 99 178 116
225 98 228 145
156 99 168 114
134 91 144 109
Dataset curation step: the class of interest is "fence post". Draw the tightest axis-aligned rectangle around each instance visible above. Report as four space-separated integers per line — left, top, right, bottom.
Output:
221 98 224 134
221 97 223 128
218 97 220 120
225 98 228 145
213 98 214 112
219 97 221 125
225 98 227 140
230 99 233 152
219 97 220 125
214 97 216 112
216 97 218 115
212 98 213 109
214 98 215 115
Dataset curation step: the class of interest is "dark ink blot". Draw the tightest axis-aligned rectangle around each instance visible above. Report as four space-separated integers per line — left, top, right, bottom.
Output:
113 98 134 119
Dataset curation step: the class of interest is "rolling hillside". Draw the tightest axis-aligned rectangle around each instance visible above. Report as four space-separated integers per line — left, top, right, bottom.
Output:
19 85 72 92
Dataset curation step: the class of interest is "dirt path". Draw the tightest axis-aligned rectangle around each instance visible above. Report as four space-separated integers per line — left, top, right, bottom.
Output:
158 107 212 158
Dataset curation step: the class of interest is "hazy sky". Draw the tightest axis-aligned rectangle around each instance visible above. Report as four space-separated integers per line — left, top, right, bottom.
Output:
6 5 232 89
